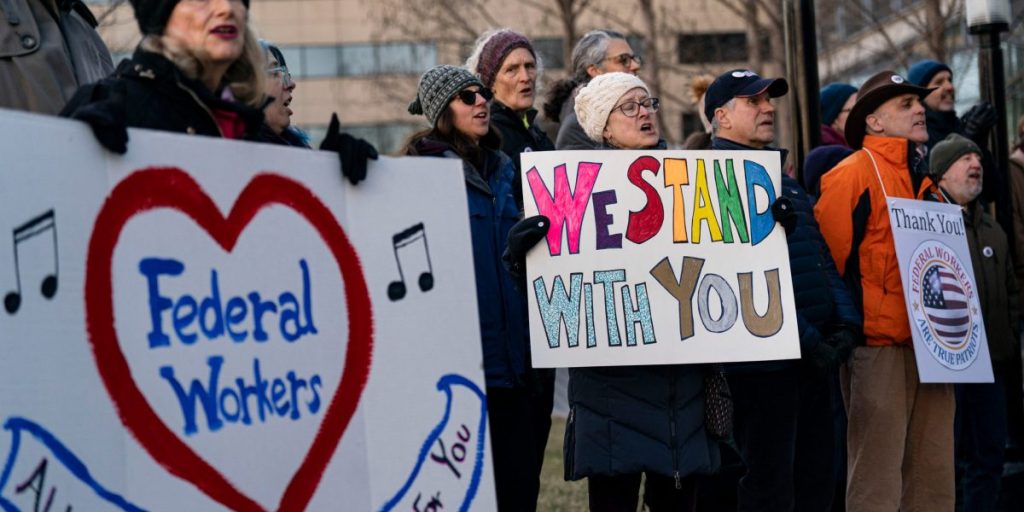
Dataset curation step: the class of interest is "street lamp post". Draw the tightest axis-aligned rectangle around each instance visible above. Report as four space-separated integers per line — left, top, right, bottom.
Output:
966 0 1012 232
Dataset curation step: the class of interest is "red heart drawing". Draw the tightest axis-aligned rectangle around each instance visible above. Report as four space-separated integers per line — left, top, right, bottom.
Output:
85 168 373 511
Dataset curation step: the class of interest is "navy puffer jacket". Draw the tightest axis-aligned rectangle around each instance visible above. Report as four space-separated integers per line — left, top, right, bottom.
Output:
409 137 530 388
565 141 719 483
711 137 861 373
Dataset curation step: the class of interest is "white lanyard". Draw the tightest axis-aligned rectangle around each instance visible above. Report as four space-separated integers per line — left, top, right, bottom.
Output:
862 147 890 199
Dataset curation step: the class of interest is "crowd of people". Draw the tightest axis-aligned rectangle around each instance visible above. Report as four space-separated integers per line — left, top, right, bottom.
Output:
2 1 1024 511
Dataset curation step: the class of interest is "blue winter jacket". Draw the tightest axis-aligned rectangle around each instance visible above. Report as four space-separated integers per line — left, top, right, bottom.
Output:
712 137 862 373
410 137 530 388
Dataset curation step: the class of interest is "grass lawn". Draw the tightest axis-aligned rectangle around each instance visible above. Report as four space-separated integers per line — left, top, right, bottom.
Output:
538 416 588 510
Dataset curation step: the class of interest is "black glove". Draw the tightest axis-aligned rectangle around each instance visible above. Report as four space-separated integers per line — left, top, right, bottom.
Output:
319 113 379 185
960 102 997 145
771 196 797 235
806 342 841 372
72 101 128 154
501 215 550 291
825 328 859 363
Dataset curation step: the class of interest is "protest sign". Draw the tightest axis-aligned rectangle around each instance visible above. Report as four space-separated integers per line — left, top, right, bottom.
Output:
887 197 993 383
0 110 495 510
521 150 800 368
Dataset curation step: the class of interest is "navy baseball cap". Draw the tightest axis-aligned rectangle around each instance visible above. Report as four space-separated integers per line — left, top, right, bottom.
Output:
704 69 789 124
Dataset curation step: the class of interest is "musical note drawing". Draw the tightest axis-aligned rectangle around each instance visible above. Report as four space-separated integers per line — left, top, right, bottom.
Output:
387 223 434 301
4 210 59 314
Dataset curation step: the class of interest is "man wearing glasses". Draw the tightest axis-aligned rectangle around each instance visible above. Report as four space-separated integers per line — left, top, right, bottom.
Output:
707 69 862 511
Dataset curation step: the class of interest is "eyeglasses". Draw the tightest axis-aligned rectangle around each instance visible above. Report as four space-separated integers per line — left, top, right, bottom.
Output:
267 66 293 87
606 53 643 68
456 87 493 105
612 97 660 117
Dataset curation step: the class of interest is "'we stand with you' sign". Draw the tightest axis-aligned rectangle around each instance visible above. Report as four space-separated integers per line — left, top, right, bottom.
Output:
0 111 495 511
522 150 801 368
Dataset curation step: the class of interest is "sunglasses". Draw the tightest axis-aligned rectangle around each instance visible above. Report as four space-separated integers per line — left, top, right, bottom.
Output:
606 53 643 68
456 88 493 105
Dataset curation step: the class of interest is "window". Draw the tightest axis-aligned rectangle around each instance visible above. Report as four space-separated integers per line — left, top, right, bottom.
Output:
677 32 748 64
280 43 437 79
299 123 423 154
532 38 565 70
681 112 704 139
304 45 339 78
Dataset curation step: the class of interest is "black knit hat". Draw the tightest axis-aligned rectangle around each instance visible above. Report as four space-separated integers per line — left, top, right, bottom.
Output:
130 0 250 36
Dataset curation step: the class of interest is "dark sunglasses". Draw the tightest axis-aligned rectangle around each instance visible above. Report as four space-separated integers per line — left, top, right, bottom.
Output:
456 88 493 105
606 53 643 68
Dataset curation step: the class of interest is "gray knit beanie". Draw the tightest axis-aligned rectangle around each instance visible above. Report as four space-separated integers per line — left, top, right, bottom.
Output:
409 65 485 127
929 133 981 179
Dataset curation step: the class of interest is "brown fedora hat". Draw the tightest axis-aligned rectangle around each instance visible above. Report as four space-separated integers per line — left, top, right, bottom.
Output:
844 70 934 149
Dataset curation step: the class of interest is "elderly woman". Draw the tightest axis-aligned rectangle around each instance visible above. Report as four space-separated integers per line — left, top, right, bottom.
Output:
258 41 309 147
542 29 642 151
62 0 375 183
465 29 555 210
568 72 718 511
404 65 543 512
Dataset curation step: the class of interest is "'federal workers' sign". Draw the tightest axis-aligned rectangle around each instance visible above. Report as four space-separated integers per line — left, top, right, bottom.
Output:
888 197 993 383
521 150 801 368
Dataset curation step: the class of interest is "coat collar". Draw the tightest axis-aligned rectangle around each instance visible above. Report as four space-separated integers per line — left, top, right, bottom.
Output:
710 136 789 164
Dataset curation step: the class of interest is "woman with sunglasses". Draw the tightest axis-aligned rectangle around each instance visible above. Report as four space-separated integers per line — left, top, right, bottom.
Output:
405 64 543 512
258 41 309 147
566 72 718 511
542 29 642 151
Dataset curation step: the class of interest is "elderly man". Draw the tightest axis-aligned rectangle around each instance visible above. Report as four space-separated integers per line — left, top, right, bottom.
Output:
466 29 554 212
706 69 862 511
814 70 955 511
924 134 1020 512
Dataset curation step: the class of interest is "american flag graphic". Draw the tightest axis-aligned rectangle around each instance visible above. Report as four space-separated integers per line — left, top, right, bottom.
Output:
922 264 971 347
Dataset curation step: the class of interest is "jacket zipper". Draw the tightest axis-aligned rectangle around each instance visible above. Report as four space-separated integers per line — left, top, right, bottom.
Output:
175 82 224 137
669 370 681 489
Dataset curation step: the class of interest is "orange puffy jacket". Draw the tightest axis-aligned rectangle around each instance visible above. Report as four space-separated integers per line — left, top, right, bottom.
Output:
813 135 929 346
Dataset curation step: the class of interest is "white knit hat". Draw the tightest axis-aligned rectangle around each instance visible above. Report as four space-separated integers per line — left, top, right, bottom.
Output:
574 72 650 143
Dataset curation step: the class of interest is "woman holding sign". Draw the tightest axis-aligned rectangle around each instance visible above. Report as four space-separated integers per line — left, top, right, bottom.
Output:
61 0 377 184
403 65 545 511
566 72 719 510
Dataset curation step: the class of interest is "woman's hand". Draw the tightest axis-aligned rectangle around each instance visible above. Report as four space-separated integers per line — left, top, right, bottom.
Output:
72 100 129 154
319 113 379 185
502 215 551 291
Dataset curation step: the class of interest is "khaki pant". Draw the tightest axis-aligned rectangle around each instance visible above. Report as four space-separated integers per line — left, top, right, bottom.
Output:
841 345 955 512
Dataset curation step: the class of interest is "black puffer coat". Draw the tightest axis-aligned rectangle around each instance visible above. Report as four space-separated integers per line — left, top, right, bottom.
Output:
711 137 862 373
489 101 554 211
61 48 263 140
565 140 719 483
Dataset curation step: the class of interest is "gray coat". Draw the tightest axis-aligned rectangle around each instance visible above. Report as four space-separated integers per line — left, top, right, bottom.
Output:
554 90 600 150
1 0 113 114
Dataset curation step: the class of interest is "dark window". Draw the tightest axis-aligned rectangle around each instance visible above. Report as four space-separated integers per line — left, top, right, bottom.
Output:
681 112 703 139
677 32 748 64
533 38 565 70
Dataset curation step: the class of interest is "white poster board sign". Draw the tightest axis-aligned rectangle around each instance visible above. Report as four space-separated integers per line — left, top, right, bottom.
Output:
521 150 800 368
0 110 496 511
887 197 993 383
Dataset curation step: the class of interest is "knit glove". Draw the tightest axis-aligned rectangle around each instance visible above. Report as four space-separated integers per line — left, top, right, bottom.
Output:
501 215 550 292
72 100 128 154
320 113 379 185
960 102 996 145
771 196 797 235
